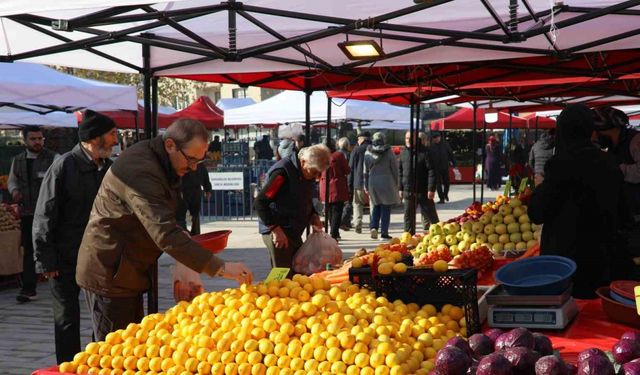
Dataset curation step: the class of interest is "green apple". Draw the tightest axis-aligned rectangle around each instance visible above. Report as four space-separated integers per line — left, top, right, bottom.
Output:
503 215 516 225
463 232 476 242
462 221 473 232
456 231 465 241
512 207 524 218
510 232 522 243
479 214 491 225
488 234 499 244
507 222 520 234
470 243 479 250
522 231 534 242
499 204 512 216
458 240 468 251
504 242 516 251
527 239 538 248
450 245 460 256
445 235 458 246
472 222 484 234
515 242 527 251
520 222 531 233
495 224 507 235
518 214 530 224
499 234 510 244
509 198 522 208
492 243 504 255
436 244 449 253
534 230 540 240
491 214 504 225
476 233 488 244
431 235 445 246
483 224 495 235
449 223 460 234
430 224 443 236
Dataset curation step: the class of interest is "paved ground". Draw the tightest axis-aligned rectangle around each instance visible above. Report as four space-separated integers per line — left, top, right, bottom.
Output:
0 185 492 374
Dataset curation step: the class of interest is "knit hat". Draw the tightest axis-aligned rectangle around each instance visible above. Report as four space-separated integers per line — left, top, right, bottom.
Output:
593 106 629 131
78 110 116 142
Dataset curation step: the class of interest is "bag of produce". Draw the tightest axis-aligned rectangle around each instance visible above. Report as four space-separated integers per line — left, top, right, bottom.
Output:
172 261 204 303
292 231 343 275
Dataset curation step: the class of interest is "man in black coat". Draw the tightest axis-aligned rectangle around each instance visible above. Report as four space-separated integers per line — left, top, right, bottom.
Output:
429 131 456 204
348 131 371 233
176 163 212 235
399 132 438 233
33 110 118 363
529 104 630 299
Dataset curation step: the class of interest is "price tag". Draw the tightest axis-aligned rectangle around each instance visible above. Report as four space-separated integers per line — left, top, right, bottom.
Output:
264 268 290 282
518 178 529 193
503 180 512 197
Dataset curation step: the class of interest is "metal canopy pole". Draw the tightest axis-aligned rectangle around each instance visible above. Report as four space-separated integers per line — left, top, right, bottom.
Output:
408 103 416 234
472 102 478 202
411 102 421 234
152 77 159 137
133 110 140 142
324 96 331 233
480 118 487 204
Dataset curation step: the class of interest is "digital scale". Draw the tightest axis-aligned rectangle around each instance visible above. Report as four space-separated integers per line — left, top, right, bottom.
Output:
486 285 578 330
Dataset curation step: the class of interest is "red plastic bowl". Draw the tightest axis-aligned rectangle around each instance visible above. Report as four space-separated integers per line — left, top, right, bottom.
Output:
192 230 232 254
596 286 640 329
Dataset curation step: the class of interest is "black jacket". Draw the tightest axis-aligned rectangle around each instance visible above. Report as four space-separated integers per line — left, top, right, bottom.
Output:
529 140 629 298
33 144 112 273
429 140 456 171
348 140 371 191
398 145 436 194
181 163 212 193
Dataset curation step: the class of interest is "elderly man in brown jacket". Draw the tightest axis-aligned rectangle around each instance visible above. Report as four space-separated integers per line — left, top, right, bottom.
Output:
76 119 252 341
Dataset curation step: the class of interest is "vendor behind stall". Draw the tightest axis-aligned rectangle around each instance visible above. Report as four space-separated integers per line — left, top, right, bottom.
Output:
255 144 331 272
76 119 252 341
529 104 630 299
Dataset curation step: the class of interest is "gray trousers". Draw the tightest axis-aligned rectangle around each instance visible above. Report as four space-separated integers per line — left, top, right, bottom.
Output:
352 189 367 230
84 289 144 341
262 233 303 278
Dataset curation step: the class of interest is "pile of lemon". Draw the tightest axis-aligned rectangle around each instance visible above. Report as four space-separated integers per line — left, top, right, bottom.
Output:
351 248 408 275
59 275 467 375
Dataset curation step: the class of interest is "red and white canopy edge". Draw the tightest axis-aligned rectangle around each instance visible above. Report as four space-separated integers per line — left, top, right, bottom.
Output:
223 90 409 126
1 0 639 79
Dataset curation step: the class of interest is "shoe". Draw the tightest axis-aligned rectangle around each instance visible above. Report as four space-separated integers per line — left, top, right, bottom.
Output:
445 195 450 202
370 228 378 240
355 227 362 234
16 292 37 303
381 234 392 240
339 225 351 231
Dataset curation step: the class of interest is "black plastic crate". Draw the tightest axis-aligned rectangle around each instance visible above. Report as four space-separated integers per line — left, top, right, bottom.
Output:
376 268 481 335
348 266 375 289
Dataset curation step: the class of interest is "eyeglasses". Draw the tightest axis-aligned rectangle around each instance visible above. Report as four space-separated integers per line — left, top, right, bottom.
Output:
179 149 206 167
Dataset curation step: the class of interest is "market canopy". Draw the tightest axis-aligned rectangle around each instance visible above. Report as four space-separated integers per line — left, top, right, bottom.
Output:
0 107 78 128
76 103 177 130
0 62 137 111
224 90 409 126
216 98 256 111
522 114 556 130
166 96 224 130
430 107 527 130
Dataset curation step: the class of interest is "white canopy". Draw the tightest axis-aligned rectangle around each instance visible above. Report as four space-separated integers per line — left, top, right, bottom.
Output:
0 62 137 111
366 121 411 130
216 98 256 111
0 1 637 75
224 91 409 125
0 107 78 128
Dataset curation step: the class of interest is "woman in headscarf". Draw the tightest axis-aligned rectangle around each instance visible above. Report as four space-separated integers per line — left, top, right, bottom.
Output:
364 132 399 240
529 104 630 298
485 135 503 191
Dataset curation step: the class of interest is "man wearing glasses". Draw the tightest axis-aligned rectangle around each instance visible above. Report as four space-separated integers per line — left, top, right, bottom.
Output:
8 126 58 303
76 119 252 341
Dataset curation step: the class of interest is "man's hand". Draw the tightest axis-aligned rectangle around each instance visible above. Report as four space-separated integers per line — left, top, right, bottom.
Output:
43 271 59 280
311 214 323 233
272 226 289 249
221 262 253 285
11 190 22 203
428 191 436 200
204 191 212 200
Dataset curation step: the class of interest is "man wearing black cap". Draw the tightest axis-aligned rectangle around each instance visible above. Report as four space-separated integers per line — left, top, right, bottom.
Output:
32 109 118 363
349 131 372 233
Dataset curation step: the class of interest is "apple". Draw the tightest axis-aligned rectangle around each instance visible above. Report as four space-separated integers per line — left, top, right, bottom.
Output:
483 224 495 235
458 240 468 251
515 242 527 251
492 243 504 254
436 244 449 253
527 239 538 248
522 231 534 242
431 235 444 246
499 204 512 216
472 222 484 234
450 245 460 256
504 242 516 251
488 234 499 244
507 222 520 234
463 232 476 242
462 222 473 232
455 231 465 241
416 243 426 254
495 224 507 235
470 243 479 250
534 230 540 240
491 214 504 225
531 223 538 231
428 245 436 252
499 234 510 244
476 233 488 244
520 222 531 233
479 214 491 225
510 232 522 243
518 214 530 224
430 224 443 235
509 198 522 208
503 215 516 225
445 235 458 246
512 207 524 218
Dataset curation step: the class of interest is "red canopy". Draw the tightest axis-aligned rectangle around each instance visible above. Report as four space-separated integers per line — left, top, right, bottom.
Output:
75 105 176 130
430 108 527 130
166 96 224 130
327 87 441 105
522 114 556 130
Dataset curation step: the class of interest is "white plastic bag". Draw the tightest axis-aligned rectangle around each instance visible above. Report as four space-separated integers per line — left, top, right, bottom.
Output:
292 231 343 275
172 261 204 303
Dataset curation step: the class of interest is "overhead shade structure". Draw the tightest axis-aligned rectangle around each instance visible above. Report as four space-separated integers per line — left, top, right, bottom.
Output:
224 91 409 125
630 114 640 126
0 107 78 128
166 96 224 130
328 87 443 105
367 120 411 130
216 98 256 111
0 62 137 111
75 104 176 130
522 114 556 129
430 108 527 130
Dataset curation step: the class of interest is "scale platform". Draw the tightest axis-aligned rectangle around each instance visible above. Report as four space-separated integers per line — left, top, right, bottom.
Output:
487 284 577 330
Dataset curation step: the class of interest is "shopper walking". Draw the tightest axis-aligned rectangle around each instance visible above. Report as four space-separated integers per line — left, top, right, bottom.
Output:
529 129 555 186
337 137 353 231
399 132 438 233
485 135 503 191
348 131 371 233
76 119 252 341
33 111 118 363
319 140 351 241
429 131 456 203
7 126 58 303
364 132 399 240
529 104 630 298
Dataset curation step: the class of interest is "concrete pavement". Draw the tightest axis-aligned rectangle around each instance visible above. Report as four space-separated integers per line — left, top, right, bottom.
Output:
0 185 491 374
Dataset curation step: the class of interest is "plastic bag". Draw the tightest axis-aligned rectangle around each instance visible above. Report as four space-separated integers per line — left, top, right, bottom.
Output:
453 167 462 181
292 231 343 275
172 261 204 303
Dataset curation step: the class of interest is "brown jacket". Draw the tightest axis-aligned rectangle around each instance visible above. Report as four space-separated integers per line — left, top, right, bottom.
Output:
76 136 223 297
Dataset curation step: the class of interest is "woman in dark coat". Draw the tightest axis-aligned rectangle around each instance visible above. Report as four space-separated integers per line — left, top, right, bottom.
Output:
529 104 630 299
320 139 351 241
485 135 503 190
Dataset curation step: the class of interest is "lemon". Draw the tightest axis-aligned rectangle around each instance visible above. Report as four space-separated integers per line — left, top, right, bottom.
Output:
433 260 449 272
